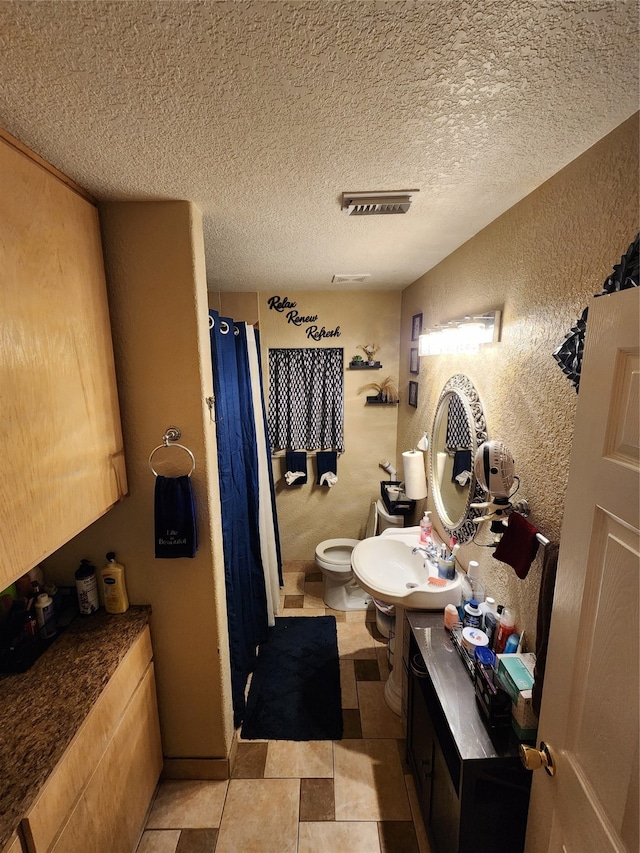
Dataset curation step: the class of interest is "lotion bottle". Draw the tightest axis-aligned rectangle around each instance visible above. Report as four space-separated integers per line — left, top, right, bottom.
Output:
100 552 129 614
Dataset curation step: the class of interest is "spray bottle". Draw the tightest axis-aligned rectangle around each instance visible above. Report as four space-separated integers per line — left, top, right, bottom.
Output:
100 552 129 614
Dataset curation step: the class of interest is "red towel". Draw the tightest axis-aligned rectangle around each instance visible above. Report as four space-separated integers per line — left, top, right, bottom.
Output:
493 512 540 579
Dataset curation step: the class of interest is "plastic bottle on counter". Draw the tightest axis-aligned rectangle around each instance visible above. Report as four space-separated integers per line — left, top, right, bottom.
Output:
35 593 56 638
100 552 129 614
494 607 517 654
75 559 100 615
462 599 483 629
419 511 432 546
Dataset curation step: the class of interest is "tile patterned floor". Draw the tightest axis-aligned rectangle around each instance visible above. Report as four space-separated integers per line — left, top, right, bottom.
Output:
136 564 431 853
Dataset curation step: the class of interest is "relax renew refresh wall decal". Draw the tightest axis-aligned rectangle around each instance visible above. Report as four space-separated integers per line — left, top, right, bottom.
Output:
267 295 341 341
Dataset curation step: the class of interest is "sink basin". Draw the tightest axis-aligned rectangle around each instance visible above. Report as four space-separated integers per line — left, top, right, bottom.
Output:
351 536 461 610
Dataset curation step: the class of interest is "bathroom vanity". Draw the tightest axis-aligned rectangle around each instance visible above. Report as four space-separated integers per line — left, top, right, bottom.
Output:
405 612 531 853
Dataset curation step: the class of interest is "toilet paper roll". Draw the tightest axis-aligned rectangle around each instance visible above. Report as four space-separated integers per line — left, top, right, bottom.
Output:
402 450 427 499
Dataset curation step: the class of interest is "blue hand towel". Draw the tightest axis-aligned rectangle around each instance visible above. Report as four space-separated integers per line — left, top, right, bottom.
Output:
452 449 472 485
154 475 198 558
316 451 338 486
284 451 307 485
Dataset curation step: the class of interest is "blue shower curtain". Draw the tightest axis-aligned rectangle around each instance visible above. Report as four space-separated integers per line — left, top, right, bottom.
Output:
209 310 272 726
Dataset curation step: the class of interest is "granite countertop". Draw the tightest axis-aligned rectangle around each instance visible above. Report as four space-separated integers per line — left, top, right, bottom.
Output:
406 611 521 763
0 606 151 851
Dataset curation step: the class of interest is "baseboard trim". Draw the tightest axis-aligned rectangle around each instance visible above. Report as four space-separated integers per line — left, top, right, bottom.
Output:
162 757 230 780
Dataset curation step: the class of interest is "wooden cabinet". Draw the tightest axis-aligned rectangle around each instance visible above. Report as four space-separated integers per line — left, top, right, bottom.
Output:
0 133 127 590
406 616 531 853
2 834 26 853
21 627 162 853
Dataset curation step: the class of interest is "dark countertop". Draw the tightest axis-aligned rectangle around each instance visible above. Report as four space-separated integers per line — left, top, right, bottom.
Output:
0 606 151 851
406 610 521 762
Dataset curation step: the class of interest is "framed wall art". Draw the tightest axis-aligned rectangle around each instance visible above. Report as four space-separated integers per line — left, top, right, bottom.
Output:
411 313 423 341
409 347 419 375
408 380 418 408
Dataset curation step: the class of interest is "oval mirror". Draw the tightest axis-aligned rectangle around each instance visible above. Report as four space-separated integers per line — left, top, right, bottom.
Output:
429 374 487 543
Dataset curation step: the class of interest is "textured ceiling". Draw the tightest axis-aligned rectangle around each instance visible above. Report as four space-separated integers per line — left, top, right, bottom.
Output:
0 1 637 292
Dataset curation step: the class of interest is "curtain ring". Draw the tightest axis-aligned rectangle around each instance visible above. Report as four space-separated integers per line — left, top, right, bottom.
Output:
234 324 240 336
220 320 230 334
209 315 214 329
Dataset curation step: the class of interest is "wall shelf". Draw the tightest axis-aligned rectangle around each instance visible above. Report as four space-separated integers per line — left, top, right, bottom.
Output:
348 361 382 370
365 397 398 405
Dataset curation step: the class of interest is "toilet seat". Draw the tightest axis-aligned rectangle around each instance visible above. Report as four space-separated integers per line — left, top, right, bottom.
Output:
315 538 359 573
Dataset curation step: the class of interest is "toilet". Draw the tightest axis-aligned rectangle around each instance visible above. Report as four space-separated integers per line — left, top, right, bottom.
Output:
315 499 403 611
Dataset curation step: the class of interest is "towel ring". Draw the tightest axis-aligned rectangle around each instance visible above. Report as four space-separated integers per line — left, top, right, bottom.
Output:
149 427 196 477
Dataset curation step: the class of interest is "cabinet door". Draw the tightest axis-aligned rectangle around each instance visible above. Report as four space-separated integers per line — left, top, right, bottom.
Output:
0 137 127 589
49 664 162 853
408 673 434 817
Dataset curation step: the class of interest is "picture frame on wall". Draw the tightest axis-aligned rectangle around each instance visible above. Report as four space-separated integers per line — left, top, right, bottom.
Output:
411 312 423 341
408 380 418 408
409 347 419 375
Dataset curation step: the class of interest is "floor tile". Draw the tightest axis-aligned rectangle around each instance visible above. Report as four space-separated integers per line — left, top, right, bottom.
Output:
345 605 375 623
299 821 381 852
137 830 181 853
303 581 326 608
342 709 363 738
334 739 412 821
306 571 323 583
231 742 268 778
378 821 420 853
264 740 333 778
340 659 358 709
404 774 432 853
299 778 335 821
146 781 228 829
284 594 304 608
282 572 306 594
336 622 378 659
175 829 219 853
215 779 299 853
396 739 411 774
377 646 391 681
358 682 404 738
354 659 381 681
325 607 347 622
276 607 326 618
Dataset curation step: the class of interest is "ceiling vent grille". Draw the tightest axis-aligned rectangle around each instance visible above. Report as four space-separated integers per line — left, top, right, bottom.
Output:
341 190 418 215
332 274 371 284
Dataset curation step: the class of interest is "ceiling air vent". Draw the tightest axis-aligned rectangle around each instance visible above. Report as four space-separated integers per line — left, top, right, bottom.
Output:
341 190 418 215
332 274 371 285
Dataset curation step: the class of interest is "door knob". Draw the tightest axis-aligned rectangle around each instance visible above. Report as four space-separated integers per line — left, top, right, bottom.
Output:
519 741 556 776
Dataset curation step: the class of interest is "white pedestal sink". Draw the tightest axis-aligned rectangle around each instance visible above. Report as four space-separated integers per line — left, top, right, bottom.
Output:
351 528 461 715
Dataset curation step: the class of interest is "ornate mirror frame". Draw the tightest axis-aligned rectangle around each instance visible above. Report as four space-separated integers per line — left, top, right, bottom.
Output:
429 374 488 543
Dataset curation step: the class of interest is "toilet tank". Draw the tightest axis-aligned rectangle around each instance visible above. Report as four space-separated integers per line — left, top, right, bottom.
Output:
376 499 404 532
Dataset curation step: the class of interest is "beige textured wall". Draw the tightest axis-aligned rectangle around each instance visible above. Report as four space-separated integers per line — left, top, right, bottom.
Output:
44 201 234 761
252 290 402 560
397 114 639 648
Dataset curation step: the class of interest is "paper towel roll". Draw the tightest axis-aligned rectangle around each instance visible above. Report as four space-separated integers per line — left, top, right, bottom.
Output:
402 450 427 499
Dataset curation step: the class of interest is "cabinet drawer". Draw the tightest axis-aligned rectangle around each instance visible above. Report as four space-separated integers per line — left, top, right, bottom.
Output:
23 628 153 852
49 664 162 853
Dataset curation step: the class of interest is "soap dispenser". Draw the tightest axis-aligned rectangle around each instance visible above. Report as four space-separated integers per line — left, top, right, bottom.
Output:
419 511 432 546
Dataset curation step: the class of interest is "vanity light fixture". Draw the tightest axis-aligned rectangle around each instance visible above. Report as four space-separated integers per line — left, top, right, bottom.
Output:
418 310 501 356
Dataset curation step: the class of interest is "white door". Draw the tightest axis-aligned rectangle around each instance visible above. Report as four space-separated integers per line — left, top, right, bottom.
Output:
525 286 639 852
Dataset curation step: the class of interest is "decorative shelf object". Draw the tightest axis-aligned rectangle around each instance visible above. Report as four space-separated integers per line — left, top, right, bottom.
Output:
349 361 382 369
366 395 398 405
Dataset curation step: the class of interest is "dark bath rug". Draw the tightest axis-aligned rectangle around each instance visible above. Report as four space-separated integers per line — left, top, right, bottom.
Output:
241 615 343 741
